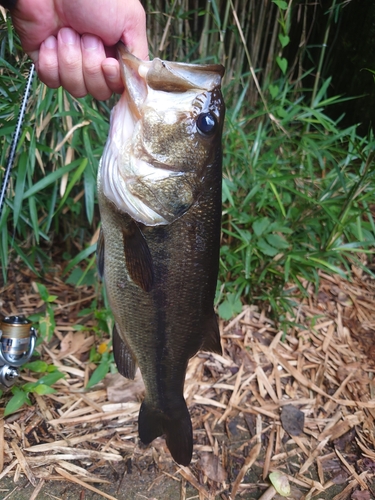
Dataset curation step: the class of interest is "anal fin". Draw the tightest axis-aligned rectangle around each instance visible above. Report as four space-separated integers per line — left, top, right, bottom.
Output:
112 323 137 379
201 311 222 354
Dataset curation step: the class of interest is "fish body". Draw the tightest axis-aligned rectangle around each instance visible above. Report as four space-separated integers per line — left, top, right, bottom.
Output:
97 44 225 466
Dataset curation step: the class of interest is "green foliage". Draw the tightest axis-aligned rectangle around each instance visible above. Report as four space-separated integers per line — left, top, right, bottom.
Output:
218 293 243 321
84 305 117 388
1 1 374 331
0 20 109 282
1 283 66 415
219 77 375 320
4 363 64 416
73 300 116 387
86 350 114 389
28 282 58 342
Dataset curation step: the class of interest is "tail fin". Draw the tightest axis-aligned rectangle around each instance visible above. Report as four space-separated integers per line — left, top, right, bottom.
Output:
138 399 193 466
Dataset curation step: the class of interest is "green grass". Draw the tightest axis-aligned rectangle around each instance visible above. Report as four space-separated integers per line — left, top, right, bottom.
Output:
218 77 375 320
1 0 374 328
0 22 110 281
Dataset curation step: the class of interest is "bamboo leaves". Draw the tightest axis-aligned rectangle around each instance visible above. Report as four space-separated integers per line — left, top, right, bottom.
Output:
1 2 374 326
0 31 108 279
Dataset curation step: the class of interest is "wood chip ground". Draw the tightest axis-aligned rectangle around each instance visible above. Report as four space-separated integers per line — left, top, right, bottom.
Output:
0 267 374 499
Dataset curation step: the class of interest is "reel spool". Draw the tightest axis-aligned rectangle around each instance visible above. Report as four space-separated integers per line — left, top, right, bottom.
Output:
0 316 37 388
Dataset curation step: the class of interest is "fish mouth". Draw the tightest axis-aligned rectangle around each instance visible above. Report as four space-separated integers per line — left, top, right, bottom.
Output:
117 42 224 115
99 44 224 227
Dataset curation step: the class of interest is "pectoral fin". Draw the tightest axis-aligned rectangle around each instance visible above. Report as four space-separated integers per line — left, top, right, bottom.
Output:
201 311 222 354
112 323 137 380
122 221 154 292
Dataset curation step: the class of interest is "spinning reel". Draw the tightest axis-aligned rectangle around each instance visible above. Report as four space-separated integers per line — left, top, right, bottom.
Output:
0 316 37 389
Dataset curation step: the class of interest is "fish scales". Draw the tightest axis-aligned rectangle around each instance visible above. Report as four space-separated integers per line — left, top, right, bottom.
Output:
97 44 225 466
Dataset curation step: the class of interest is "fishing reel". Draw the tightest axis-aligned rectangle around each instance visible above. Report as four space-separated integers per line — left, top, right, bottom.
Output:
0 316 37 389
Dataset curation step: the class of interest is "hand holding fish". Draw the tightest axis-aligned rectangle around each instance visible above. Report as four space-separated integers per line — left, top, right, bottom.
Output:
2 0 148 100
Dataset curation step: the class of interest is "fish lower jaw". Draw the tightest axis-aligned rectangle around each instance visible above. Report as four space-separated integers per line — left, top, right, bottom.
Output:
100 95 173 226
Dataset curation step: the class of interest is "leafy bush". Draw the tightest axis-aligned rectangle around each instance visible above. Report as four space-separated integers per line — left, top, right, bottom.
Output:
4 362 64 416
0 20 109 282
1 0 374 327
218 77 375 319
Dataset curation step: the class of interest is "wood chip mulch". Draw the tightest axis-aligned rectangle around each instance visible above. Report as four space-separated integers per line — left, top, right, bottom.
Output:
0 266 374 500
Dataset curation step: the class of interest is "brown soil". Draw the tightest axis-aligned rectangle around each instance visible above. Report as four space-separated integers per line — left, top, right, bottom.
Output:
0 265 374 500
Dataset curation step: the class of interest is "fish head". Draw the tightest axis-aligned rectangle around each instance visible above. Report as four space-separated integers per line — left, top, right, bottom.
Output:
99 43 225 226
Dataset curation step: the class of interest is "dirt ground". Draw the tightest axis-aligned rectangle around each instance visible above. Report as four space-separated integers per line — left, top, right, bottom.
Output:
1 450 374 500
1 265 375 500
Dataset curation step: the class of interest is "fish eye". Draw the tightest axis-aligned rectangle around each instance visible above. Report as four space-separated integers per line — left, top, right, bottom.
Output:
196 112 217 136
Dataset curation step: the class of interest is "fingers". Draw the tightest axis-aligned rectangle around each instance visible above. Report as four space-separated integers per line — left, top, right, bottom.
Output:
57 28 87 98
81 34 113 100
34 35 60 89
102 58 124 95
37 27 118 100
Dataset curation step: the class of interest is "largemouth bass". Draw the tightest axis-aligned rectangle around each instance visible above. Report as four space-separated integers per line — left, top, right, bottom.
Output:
97 43 225 466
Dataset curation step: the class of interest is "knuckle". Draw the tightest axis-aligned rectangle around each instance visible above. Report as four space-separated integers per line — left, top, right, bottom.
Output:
83 62 101 78
136 4 146 21
62 54 82 73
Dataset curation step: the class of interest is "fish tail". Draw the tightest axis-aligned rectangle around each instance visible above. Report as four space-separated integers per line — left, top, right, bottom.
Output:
138 399 193 466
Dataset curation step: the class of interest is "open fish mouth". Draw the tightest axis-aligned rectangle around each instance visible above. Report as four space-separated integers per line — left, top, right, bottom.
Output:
100 43 225 226
117 42 224 113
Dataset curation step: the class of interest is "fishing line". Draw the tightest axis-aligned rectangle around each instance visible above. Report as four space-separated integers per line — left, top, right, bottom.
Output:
0 62 35 222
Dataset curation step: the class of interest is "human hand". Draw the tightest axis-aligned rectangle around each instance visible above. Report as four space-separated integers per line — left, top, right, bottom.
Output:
6 0 148 100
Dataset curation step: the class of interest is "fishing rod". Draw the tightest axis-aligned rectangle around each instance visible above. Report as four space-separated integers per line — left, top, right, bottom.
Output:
0 62 35 221
0 63 37 390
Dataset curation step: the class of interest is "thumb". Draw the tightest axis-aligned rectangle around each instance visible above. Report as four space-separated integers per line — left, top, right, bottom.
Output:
120 9 148 60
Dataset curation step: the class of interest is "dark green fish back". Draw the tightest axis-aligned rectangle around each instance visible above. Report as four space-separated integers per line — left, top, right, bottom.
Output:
98 144 222 465
97 47 225 466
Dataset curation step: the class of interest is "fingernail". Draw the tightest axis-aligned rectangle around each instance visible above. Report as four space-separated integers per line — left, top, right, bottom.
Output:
82 34 100 50
44 36 57 50
60 27 77 45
